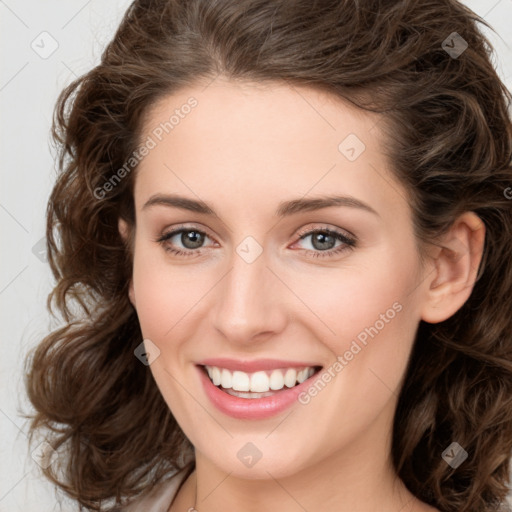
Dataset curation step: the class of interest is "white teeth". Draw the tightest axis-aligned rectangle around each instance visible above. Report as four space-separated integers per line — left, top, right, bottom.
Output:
269 369 285 390
204 365 318 393
232 371 250 391
297 368 308 384
250 371 270 392
211 367 221 386
284 368 297 388
225 389 276 399
220 368 232 389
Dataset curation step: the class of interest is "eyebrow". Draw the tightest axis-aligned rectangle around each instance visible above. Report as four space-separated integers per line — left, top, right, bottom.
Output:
142 193 379 217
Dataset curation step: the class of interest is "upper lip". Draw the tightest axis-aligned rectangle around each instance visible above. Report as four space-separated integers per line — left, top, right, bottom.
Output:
196 358 322 373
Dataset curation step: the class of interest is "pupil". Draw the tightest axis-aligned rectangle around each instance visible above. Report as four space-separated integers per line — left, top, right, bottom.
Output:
182 230 204 249
313 232 335 250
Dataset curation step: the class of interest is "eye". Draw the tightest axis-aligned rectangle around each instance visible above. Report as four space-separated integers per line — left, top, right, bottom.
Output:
155 225 216 257
154 224 357 259
292 227 356 259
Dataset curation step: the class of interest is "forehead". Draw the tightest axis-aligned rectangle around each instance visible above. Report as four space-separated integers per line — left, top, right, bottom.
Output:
141 78 379 154
133 79 407 220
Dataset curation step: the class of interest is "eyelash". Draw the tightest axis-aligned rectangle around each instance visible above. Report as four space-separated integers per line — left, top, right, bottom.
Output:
154 224 357 259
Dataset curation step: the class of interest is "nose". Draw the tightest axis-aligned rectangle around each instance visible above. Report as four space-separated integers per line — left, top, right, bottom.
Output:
211 243 287 346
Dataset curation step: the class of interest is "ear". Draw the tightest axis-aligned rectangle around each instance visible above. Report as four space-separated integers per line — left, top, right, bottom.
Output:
420 211 485 324
118 218 136 308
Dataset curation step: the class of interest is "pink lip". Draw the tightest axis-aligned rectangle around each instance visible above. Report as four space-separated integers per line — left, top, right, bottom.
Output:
196 358 321 373
196 364 322 420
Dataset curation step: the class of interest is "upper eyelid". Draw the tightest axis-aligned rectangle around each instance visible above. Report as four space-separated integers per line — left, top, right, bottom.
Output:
160 224 218 243
295 224 355 240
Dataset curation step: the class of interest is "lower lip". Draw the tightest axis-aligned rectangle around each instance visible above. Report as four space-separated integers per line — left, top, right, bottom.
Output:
196 365 320 420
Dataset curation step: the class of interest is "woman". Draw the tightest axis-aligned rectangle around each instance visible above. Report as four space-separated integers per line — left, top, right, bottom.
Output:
24 0 512 511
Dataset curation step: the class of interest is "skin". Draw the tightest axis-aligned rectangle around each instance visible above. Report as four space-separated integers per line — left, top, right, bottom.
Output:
119 77 485 512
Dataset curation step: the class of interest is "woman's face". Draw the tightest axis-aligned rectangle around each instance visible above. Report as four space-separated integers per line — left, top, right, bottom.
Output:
122 78 434 479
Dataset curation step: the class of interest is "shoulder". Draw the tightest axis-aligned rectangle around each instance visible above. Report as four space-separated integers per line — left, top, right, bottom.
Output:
120 465 193 512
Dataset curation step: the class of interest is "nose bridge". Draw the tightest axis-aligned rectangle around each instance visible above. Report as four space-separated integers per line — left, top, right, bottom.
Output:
212 237 286 342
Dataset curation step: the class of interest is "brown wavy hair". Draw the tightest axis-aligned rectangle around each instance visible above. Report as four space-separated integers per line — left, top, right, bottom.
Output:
24 0 512 510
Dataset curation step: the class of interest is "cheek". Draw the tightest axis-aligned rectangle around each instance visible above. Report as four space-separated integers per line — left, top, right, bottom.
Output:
292 253 421 439
131 243 195 339
290 245 421 360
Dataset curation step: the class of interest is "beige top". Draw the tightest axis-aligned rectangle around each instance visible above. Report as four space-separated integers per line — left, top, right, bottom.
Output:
118 463 512 511
122 465 193 512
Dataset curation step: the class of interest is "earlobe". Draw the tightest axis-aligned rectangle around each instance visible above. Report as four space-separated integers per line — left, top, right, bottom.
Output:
118 218 129 242
420 212 485 324
118 217 136 308
128 280 136 308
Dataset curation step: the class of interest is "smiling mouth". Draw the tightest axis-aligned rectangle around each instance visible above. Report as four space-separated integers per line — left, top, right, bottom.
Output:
199 364 323 398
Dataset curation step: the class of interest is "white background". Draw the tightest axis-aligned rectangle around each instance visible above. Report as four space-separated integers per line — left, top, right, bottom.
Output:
1 1 511 510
